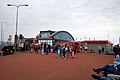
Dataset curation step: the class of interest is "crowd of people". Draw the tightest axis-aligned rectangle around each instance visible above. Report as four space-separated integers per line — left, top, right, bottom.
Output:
18 42 76 59
57 43 75 59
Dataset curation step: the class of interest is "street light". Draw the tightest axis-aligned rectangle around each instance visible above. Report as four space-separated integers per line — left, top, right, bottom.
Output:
0 22 7 46
7 4 28 51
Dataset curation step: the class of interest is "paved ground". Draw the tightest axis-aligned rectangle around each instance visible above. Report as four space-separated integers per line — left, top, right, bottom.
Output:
0 52 114 80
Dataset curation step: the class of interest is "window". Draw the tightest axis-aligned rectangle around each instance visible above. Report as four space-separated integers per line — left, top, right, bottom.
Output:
40 32 50 38
53 32 73 41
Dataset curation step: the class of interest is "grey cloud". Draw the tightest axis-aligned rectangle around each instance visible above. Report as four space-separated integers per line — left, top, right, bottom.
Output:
0 0 120 44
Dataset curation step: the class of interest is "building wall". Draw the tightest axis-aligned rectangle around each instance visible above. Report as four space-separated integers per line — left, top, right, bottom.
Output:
87 43 113 53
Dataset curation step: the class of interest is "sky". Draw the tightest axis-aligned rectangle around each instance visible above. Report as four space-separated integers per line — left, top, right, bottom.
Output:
0 0 120 45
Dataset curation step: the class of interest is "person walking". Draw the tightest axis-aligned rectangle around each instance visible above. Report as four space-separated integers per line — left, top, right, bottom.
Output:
62 46 66 59
98 46 102 54
46 44 49 55
57 45 61 59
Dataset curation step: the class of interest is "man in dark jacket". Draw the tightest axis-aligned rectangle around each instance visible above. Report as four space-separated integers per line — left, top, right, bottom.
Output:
113 45 120 57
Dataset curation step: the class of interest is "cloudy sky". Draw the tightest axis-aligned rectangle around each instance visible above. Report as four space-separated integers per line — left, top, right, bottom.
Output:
0 0 120 44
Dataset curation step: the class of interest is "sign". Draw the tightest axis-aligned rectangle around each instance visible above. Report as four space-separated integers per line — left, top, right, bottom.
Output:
8 35 12 41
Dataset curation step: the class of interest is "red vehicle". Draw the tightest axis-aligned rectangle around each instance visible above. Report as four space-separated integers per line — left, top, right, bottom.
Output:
68 41 81 52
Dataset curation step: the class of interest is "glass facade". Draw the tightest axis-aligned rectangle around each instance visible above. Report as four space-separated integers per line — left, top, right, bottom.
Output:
53 32 74 41
40 32 50 38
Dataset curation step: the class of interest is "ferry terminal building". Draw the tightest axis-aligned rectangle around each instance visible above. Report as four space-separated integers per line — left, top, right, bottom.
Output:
36 30 113 53
37 30 75 45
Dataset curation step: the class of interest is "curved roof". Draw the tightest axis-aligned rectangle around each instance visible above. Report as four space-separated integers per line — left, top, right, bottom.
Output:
50 31 75 41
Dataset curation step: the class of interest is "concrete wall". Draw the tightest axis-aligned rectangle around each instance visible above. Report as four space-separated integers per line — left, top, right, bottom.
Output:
87 43 113 53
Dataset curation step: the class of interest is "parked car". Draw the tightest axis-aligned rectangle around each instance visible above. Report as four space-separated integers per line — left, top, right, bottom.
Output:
0 45 14 56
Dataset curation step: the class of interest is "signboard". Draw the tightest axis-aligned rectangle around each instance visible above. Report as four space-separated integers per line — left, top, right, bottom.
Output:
8 35 12 41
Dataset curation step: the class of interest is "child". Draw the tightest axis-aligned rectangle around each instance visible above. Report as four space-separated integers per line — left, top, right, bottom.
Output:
30 48 34 53
38 49 40 54
58 46 61 59
70 46 75 59
30 45 34 53
71 50 75 59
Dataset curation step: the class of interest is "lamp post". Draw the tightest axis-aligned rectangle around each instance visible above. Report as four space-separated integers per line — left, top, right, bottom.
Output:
0 22 7 46
7 4 28 51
